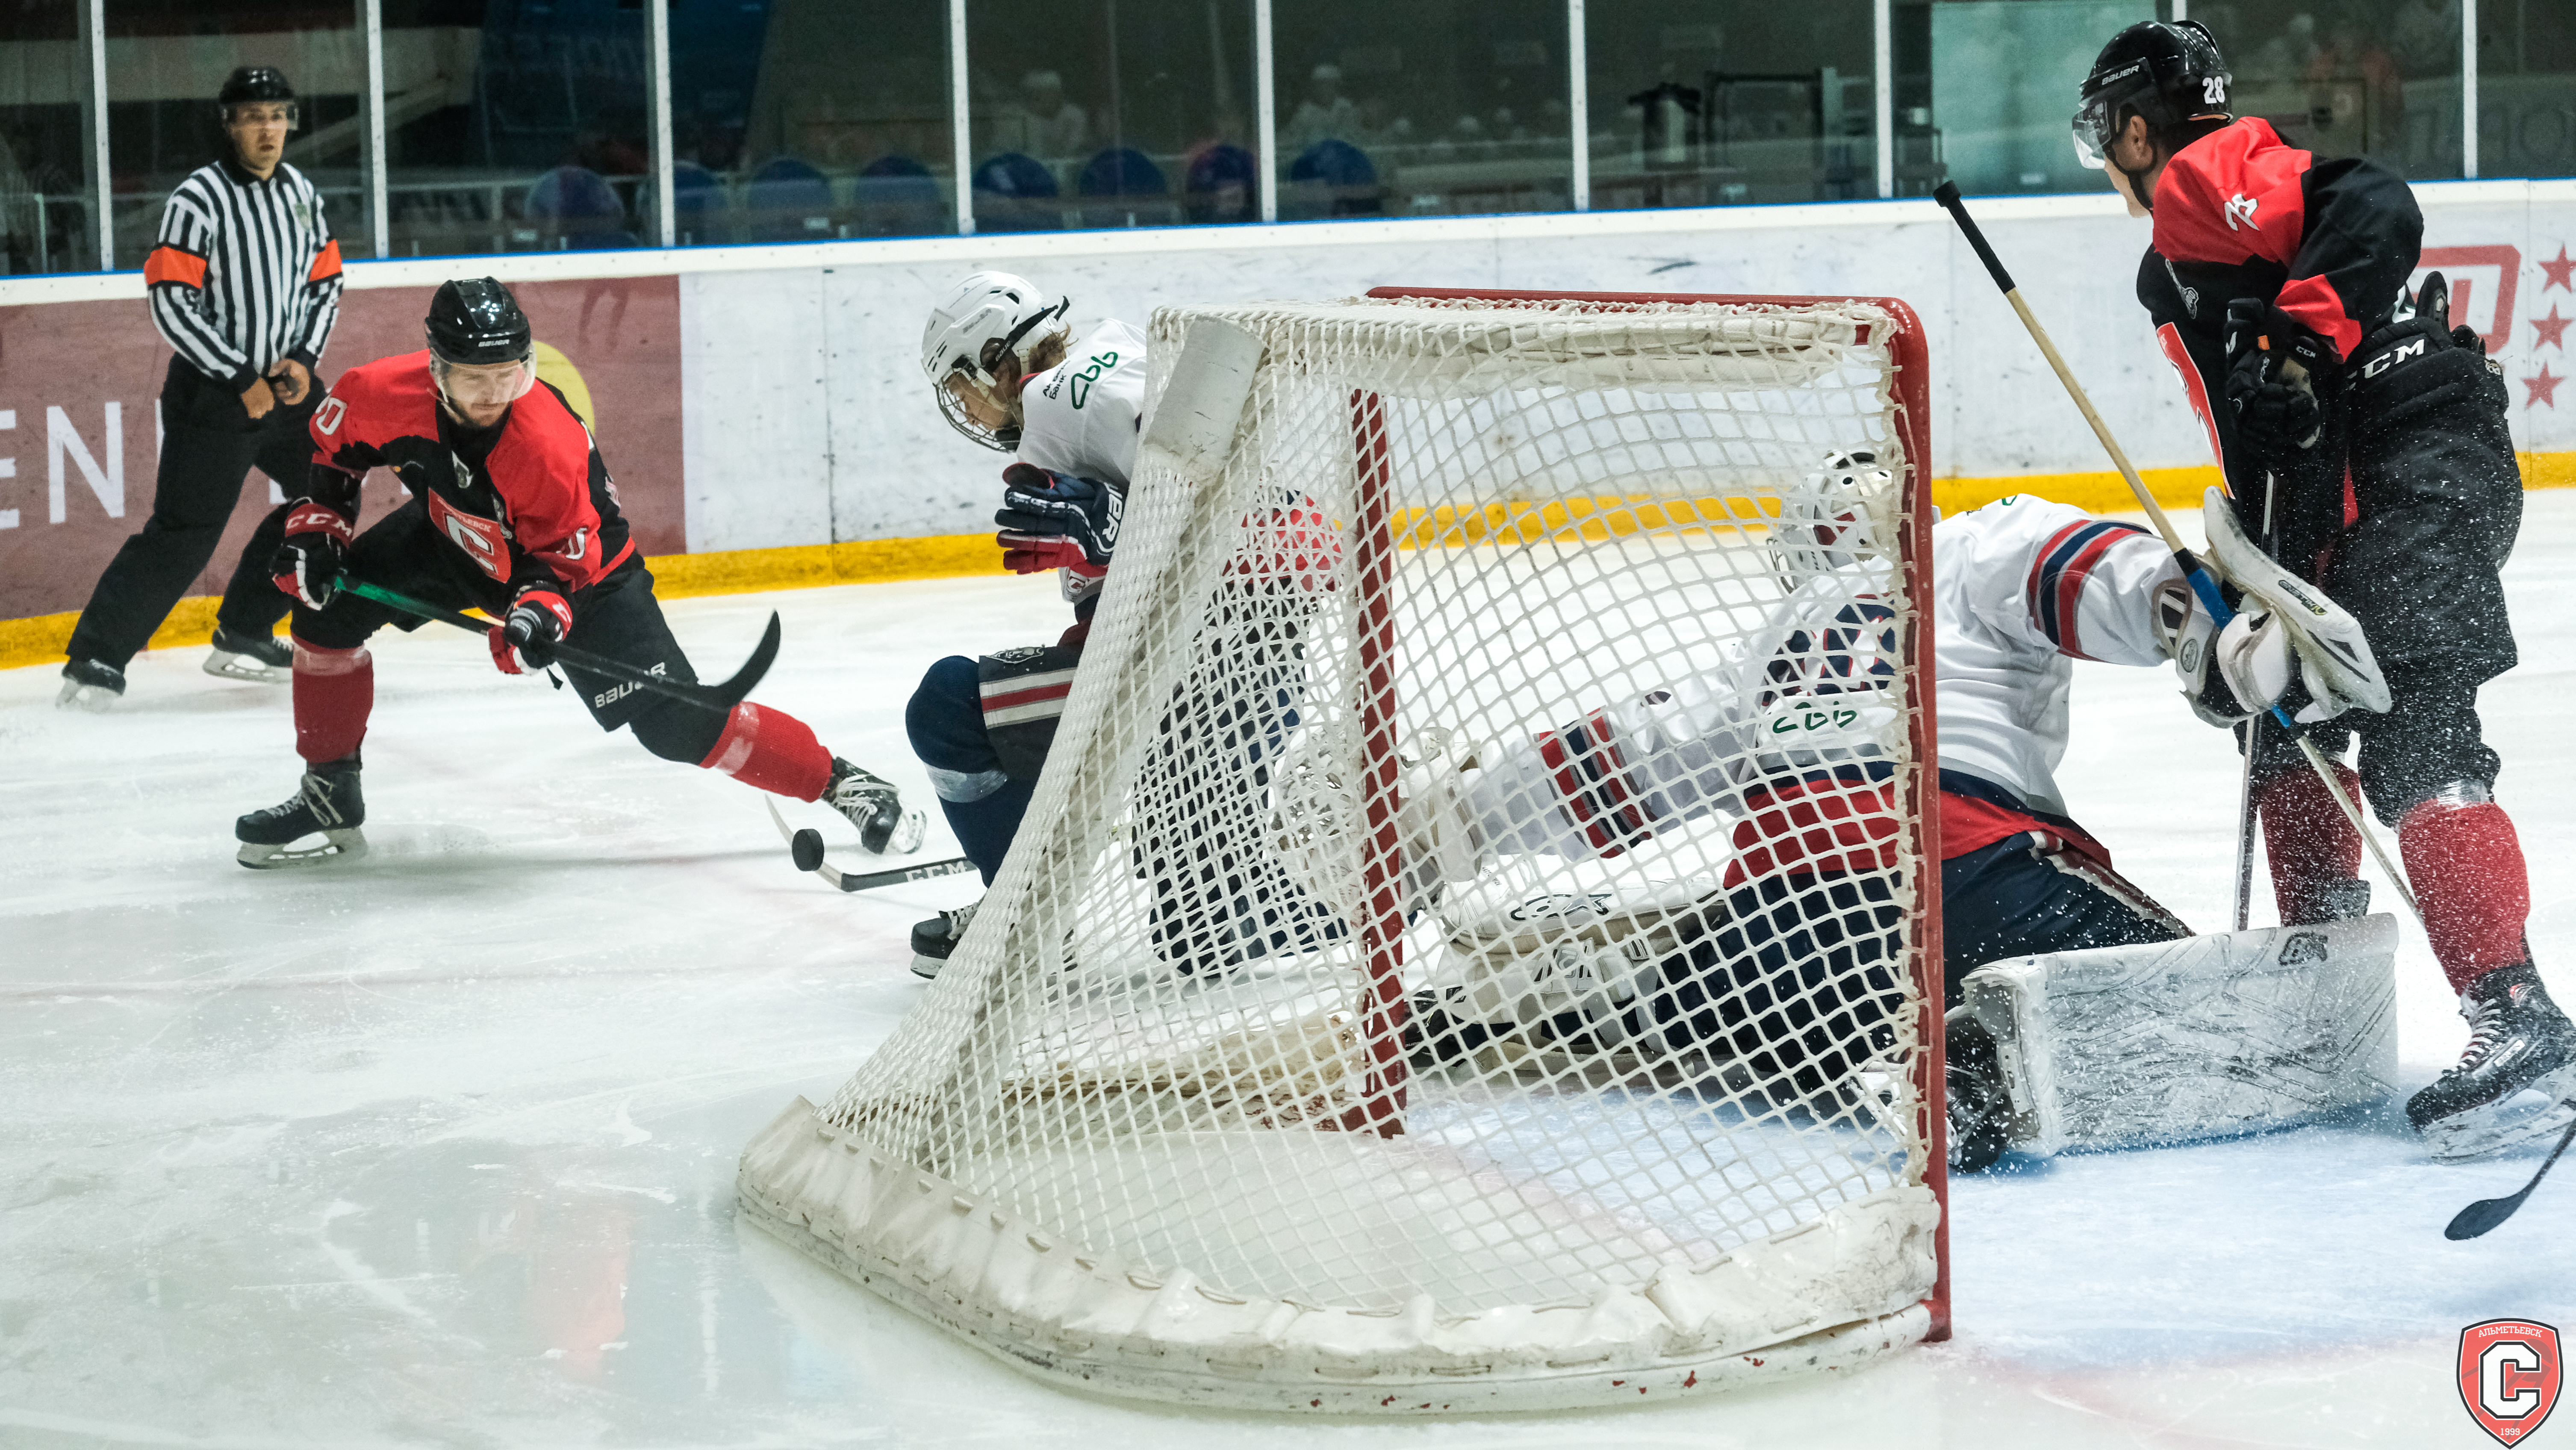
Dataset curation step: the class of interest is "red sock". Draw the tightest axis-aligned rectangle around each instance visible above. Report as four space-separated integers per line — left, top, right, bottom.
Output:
292 639 372 765
699 702 832 801
2399 799 2532 993
2256 760 2363 925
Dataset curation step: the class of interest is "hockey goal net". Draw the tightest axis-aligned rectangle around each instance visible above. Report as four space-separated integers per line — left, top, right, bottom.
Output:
740 287 1947 1412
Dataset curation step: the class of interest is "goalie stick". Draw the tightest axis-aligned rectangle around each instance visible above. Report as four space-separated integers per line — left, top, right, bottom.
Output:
762 798 976 893
2446 1113 2576 1240
1932 182 2423 927
342 578 781 717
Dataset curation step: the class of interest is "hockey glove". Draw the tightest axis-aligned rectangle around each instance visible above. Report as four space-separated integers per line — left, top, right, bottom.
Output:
271 499 355 609
490 586 573 675
2223 298 2337 460
995 462 1123 575
2154 577 2364 727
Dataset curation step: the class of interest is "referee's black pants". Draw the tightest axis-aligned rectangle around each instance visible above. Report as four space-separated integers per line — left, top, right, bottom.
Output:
65 356 321 670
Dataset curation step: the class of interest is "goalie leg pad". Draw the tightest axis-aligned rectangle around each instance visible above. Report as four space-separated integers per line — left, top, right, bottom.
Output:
1963 914 2401 1157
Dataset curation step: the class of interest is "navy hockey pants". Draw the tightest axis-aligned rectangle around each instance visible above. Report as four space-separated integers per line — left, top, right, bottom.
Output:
1938 834 2189 1003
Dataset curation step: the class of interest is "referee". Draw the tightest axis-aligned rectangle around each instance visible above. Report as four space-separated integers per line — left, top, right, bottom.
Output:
59 67 344 709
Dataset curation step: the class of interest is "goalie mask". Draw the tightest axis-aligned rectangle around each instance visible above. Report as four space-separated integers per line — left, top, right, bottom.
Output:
921 271 1073 452
1767 449 1889 592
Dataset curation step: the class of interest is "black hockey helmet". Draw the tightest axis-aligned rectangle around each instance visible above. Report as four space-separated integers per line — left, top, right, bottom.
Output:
425 278 534 367
216 66 298 127
2072 21 2228 169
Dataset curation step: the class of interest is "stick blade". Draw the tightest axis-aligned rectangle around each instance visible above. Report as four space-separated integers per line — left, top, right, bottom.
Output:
2446 1192 2527 1241
708 611 782 709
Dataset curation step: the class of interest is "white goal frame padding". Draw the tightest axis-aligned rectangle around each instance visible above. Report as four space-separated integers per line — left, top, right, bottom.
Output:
738 289 1950 1412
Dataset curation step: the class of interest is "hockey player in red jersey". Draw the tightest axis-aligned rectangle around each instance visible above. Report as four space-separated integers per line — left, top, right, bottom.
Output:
233 278 923 867
2075 21 2568 1147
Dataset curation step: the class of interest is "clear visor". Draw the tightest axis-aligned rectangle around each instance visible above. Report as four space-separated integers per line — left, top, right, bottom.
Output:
2071 97 2116 169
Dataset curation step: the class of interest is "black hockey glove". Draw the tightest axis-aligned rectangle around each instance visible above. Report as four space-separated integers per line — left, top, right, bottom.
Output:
995 462 1123 576
2223 298 2338 461
490 586 572 675
271 498 354 609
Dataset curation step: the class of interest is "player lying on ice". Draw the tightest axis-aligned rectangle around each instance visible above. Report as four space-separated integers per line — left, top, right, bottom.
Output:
233 278 925 867
903 271 1339 979
1369 456 2390 1171
2074 18 2570 1156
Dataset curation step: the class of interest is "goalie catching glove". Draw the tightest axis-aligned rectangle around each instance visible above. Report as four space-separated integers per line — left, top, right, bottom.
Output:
489 586 572 675
1272 725 1490 916
994 462 1123 576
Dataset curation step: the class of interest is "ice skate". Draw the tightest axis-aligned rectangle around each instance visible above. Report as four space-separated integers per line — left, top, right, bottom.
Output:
2410 964 2576 1160
56 658 125 712
235 758 368 868
824 757 926 855
911 898 979 980
203 626 292 684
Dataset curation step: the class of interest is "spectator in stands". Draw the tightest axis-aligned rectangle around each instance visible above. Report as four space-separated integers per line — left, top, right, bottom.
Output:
1284 64 1362 155
998 70 1089 159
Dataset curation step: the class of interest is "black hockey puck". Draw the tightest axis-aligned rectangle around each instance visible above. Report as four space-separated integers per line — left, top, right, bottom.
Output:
790 828 826 873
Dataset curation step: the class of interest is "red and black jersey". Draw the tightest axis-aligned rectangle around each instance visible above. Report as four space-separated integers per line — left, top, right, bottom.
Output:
306 351 634 596
2137 119 2421 493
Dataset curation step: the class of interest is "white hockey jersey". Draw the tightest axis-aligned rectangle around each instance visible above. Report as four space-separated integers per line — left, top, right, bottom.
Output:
1013 318 1147 613
1461 494 2184 876
1930 495 2179 820
1467 562 1904 883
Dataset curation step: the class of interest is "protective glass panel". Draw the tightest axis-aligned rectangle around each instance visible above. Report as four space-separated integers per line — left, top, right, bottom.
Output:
966 0 1260 235
2201 0 2463 179
713 0 954 245
380 0 648 259
1269 0 1572 221
0 0 92 274
2474 0 2567 178
1586 0 1879 209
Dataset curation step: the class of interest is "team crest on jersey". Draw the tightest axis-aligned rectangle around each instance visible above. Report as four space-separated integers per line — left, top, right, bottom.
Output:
2224 192 2261 231
2458 1320 2561 1446
988 645 1047 666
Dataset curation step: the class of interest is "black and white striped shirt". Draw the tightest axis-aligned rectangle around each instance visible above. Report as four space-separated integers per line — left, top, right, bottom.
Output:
144 156 343 391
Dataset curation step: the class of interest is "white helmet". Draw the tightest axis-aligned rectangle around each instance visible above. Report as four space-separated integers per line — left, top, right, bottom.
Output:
1767 448 1891 592
921 271 1073 452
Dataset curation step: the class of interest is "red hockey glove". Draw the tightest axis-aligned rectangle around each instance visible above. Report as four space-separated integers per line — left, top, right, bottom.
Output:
271 499 354 609
995 463 1123 575
490 587 572 675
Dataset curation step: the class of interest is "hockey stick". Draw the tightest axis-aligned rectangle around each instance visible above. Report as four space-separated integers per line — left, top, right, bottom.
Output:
342 578 779 717
1932 183 2424 925
2233 719 2258 931
2446 1111 2576 1240
762 799 974 893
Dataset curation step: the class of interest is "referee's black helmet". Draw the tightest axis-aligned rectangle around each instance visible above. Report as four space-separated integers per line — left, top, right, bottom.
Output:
426 279 535 367
216 67 298 127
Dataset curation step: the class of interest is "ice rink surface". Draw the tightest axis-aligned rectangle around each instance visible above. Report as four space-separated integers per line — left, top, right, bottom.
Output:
6 500 2575 1448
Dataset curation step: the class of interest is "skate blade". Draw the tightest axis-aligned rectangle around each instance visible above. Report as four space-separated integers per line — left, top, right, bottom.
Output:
203 650 289 684
889 809 928 855
56 680 118 712
236 828 370 870
2425 1065 2576 1162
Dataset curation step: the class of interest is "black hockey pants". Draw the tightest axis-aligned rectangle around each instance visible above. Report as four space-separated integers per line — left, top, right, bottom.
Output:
65 356 319 669
293 499 725 764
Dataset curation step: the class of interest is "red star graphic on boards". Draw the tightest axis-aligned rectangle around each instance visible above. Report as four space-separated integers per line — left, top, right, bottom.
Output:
2537 307 2573 350
2545 246 2576 292
2530 364 2564 408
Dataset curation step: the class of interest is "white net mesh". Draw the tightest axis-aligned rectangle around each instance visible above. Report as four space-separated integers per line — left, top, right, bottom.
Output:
740 294 1945 1412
